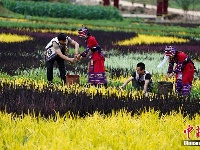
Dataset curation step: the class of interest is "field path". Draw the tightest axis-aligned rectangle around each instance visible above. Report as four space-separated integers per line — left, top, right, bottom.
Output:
75 0 200 17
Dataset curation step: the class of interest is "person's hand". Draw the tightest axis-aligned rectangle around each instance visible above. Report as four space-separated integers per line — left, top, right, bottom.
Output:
166 74 169 81
144 92 148 97
119 86 123 90
166 72 174 81
73 56 78 63
142 90 148 97
177 73 182 80
72 57 77 63
76 54 82 60
68 57 75 63
73 54 81 63
74 54 78 59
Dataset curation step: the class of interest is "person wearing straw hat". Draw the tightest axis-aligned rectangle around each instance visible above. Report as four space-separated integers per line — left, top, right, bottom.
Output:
76 26 107 87
45 33 79 85
119 62 153 97
164 46 195 96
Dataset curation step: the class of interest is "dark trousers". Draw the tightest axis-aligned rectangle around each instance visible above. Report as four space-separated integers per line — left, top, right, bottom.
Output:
46 57 66 83
132 79 143 90
132 79 152 92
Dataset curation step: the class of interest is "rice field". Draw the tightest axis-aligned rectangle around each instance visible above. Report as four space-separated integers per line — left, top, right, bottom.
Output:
0 111 200 150
0 17 200 149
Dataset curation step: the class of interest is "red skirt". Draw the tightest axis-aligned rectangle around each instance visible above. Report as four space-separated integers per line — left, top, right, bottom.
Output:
175 62 194 84
88 52 107 85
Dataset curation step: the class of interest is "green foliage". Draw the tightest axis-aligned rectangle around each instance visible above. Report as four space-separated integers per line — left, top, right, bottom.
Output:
14 0 72 2
169 0 200 10
126 0 200 11
1 0 122 20
175 0 192 11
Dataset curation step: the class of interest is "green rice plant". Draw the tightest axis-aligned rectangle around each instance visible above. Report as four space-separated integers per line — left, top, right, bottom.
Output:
105 51 200 75
106 52 170 74
1 16 200 39
14 66 88 85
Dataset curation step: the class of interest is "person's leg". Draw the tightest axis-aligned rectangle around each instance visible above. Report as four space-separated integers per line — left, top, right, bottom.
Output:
175 79 182 95
46 60 55 82
88 61 95 85
182 83 192 96
56 57 66 84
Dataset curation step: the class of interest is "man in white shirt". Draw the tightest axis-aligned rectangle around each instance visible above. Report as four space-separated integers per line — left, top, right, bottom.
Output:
45 33 79 85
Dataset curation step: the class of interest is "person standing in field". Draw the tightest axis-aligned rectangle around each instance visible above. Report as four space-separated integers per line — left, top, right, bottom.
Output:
76 27 107 87
45 33 79 85
164 46 195 96
119 62 153 97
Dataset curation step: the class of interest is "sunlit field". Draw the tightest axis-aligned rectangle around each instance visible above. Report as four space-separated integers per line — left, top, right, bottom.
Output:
0 111 200 150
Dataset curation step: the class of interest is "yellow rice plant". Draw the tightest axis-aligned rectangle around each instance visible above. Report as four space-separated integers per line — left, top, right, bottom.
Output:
2 73 199 100
115 34 189 46
0 110 199 150
34 29 78 35
0 17 28 23
111 74 175 84
0 77 46 92
0 75 141 99
60 85 138 99
0 33 33 43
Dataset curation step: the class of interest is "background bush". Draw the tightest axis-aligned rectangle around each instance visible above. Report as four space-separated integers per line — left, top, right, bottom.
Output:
2 0 123 20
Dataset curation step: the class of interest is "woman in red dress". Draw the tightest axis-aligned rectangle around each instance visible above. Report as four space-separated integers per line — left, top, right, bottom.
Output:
76 27 107 87
165 46 195 96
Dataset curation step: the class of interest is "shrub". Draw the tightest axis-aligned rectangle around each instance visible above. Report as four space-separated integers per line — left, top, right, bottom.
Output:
2 0 123 20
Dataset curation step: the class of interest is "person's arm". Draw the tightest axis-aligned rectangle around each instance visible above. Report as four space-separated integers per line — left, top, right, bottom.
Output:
166 58 175 80
75 47 90 61
69 39 79 56
80 47 90 57
173 54 186 80
143 73 151 97
143 79 150 94
53 42 74 62
119 76 134 90
167 58 174 74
